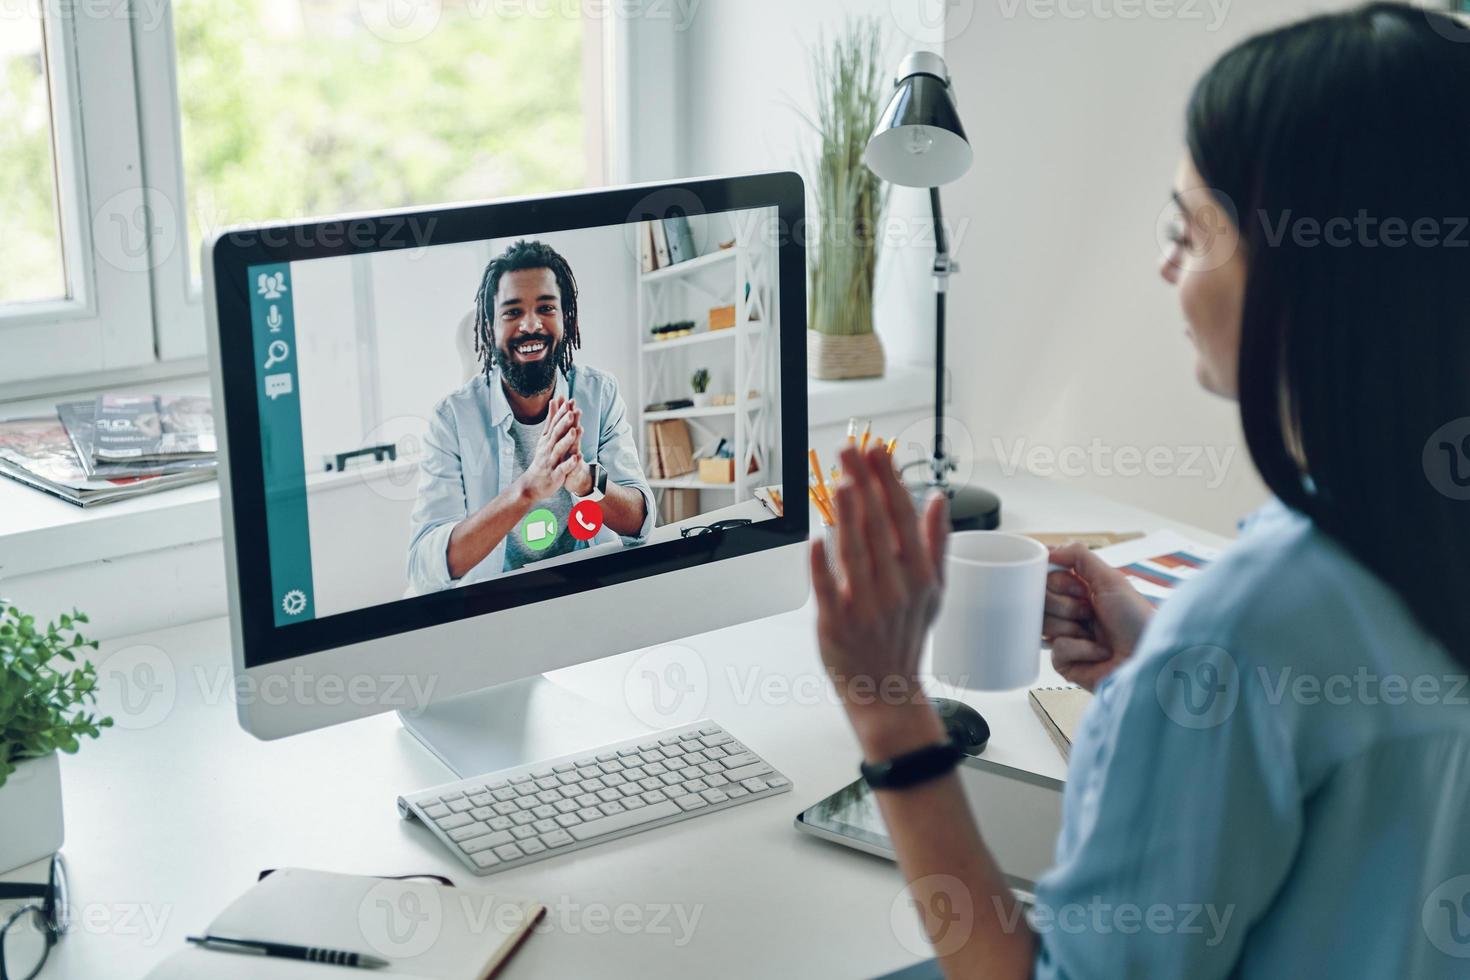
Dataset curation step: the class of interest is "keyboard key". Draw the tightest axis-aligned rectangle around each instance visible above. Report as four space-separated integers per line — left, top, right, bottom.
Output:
659 736 680 746
489 816 514 831
440 791 465 802
509 775 532 785
705 745 728 759
555 800 578 814
644 763 668 776
604 773 628 787
599 801 627 816
557 772 580 786
767 776 791 789
699 725 719 735
520 838 547 855
422 803 449 820
641 790 668 804
617 747 640 757
584 777 607 791
721 752 758 769
700 732 733 748
577 807 604 823
511 812 535 826
575 793 600 808
553 763 574 773
598 760 624 774
618 783 643 798
686 751 709 765
448 799 473 813
468 793 493 807
511 826 536 841
515 783 539 797
683 778 710 793
533 818 558 833
639 752 663 766
723 763 773 783
672 794 707 811
726 786 749 799
536 790 560 805
700 762 723 776
494 843 525 861
470 806 496 821
541 830 573 848
533 805 557 819
535 777 559 791
706 773 729 787
701 789 730 804
597 788 621 803
555 813 582 828
680 732 702 741
659 773 683 786
568 800 682 841
492 788 516 802
623 766 646 781
493 801 518 816
740 777 769 793
449 822 491 842
661 744 686 757
624 795 647 809
471 852 500 868
532 768 553 779
463 830 513 851
637 742 659 752
436 813 472 830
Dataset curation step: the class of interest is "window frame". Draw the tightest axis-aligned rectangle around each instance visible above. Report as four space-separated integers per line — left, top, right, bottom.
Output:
2 0 647 402
0 0 156 390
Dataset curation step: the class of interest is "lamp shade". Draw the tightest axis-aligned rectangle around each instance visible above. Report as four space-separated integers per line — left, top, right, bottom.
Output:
864 52 973 188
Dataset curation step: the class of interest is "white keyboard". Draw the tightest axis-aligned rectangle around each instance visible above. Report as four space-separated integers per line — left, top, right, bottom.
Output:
397 720 792 875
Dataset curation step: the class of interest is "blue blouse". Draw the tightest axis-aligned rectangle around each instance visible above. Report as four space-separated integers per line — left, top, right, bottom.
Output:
1033 500 1470 977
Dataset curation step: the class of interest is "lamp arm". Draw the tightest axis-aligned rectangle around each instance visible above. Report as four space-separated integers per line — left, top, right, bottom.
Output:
929 186 952 487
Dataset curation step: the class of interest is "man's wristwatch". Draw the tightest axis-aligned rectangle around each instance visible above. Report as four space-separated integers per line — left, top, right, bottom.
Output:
859 739 964 791
578 461 607 502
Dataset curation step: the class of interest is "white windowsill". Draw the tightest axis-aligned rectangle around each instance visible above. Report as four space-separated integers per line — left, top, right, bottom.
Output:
0 364 938 579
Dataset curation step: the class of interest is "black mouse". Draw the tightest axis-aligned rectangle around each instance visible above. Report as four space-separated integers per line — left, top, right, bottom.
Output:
932 697 990 755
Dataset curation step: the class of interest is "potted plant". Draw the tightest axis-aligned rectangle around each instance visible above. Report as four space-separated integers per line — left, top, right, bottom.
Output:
0 604 111 874
801 18 889 380
691 368 712 408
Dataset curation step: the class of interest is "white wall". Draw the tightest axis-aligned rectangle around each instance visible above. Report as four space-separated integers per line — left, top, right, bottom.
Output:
678 0 1385 534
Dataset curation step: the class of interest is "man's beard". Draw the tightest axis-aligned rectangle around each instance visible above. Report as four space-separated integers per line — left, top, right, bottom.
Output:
493 333 568 397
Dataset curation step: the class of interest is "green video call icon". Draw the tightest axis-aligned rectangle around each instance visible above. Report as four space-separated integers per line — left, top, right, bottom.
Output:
522 508 558 551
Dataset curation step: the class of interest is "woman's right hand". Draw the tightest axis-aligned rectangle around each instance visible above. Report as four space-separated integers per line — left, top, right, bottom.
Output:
1043 543 1156 691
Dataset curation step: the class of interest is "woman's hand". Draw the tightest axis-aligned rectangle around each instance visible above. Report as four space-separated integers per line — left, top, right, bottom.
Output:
810 445 951 757
1043 543 1155 691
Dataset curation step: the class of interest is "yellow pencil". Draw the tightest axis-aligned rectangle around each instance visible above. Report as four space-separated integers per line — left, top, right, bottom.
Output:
809 448 832 504
886 438 898 456
846 418 858 445
859 420 872 452
769 488 783 516
808 486 836 526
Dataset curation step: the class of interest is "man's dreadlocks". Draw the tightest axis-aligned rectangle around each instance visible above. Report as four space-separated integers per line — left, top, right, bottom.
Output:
472 239 581 383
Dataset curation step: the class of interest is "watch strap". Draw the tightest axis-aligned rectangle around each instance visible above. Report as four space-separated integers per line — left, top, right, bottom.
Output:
859 739 964 791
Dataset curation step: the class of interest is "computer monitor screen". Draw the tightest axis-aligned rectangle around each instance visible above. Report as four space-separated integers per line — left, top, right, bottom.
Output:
210 177 808 672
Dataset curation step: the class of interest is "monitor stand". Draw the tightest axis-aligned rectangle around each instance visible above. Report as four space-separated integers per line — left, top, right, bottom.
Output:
397 674 651 779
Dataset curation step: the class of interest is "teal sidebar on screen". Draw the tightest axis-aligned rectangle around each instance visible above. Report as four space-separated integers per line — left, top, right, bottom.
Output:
247 262 317 627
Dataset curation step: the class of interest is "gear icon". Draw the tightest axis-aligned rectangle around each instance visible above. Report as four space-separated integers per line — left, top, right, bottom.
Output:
281 589 308 616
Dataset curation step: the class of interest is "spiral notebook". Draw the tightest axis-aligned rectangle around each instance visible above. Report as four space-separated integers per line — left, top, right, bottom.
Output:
145 868 544 979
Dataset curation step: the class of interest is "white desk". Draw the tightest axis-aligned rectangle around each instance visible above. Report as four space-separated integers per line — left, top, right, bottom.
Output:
41 471 1229 979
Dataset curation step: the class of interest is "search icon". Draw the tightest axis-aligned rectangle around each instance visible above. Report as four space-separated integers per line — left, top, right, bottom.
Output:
263 339 290 371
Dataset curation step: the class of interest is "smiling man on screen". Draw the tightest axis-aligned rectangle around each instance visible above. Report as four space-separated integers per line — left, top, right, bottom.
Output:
407 240 654 593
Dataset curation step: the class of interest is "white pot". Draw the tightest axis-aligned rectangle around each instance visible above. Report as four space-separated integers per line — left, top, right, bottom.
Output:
691 392 712 408
0 753 64 874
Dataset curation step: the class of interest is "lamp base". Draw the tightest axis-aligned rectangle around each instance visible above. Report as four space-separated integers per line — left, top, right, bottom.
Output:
906 481 1001 532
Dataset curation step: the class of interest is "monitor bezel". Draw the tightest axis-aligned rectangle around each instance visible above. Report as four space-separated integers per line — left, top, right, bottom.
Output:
208 173 809 669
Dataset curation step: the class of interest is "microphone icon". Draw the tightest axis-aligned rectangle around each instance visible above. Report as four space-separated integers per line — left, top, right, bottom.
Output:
266 305 283 333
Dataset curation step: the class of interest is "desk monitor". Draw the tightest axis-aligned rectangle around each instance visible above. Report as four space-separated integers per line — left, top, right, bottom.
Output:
204 174 809 768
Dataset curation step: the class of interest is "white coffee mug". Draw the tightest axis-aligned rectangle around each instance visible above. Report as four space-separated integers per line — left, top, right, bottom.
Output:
929 531 1048 690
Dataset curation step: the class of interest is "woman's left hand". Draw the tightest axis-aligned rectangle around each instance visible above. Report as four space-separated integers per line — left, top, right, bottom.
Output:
810 445 951 752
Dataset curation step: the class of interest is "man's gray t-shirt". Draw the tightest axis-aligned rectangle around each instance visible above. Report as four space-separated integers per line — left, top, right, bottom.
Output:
503 417 578 572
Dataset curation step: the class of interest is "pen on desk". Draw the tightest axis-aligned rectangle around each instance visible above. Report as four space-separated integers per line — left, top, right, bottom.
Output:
187 935 390 970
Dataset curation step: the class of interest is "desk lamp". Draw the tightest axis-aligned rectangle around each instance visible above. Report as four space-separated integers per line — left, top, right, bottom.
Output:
864 52 1001 530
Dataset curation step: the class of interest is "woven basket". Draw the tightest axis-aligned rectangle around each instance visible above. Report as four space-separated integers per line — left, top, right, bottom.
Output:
807 330 885 380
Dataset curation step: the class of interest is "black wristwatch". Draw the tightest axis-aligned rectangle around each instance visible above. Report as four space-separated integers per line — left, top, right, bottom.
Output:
860 739 964 791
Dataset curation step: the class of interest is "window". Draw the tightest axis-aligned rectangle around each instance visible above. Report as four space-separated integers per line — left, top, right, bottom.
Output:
0 8 66 305
1 0 624 394
171 0 593 282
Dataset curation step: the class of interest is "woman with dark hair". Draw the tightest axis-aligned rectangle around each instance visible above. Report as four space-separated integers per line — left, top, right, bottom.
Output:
812 4 1470 976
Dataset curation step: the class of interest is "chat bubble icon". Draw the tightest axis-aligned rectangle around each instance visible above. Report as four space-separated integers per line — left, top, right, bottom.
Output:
265 373 294 400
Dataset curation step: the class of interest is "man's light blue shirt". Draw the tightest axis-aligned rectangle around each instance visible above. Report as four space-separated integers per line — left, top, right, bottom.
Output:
1033 500 1470 977
406 365 655 593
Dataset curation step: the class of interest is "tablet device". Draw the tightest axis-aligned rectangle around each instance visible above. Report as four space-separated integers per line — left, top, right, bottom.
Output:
794 757 1065 899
